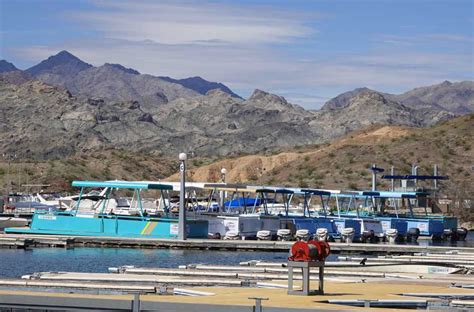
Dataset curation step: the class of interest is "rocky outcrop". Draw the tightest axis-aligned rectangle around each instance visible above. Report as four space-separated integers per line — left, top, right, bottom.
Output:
0 70 33 85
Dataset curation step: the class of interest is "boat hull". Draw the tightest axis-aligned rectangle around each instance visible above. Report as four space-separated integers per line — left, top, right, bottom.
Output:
280 217 339 238
377 217 408 235
332 218 362 238
5 213 209 238
404 218 444 237
0 217 29 229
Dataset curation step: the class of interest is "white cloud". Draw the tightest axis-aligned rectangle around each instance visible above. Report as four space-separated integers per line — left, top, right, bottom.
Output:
373 33 473 46
71 0 316 45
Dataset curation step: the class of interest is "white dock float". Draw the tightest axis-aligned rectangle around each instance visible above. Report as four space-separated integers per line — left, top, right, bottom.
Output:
24 272 246 287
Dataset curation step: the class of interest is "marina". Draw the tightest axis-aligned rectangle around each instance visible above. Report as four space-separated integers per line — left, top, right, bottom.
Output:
1 0 473 309
1 174 471 310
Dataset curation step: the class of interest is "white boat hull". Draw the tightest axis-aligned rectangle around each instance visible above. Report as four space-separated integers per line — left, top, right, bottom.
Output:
0 217 29 229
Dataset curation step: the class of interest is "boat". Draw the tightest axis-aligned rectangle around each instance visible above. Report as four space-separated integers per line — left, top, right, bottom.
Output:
6 181 209 238
0 217 29 229
360 190 445 239
250 187 340 241
380 172 460 238
328 191 385 242
205 185 281 239
3 192 58 214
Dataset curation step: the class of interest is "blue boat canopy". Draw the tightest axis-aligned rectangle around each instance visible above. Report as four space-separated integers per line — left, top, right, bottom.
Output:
299 189 331 196
224 197 261 208
72 180 173 190
361 191 380 196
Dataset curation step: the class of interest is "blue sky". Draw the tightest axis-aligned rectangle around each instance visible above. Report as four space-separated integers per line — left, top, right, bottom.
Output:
1 0 473 108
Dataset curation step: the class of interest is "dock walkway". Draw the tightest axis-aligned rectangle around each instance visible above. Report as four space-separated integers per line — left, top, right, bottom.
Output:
0 233 473 255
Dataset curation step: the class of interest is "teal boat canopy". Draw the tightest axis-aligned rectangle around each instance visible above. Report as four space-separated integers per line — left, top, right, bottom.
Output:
72 180 173 190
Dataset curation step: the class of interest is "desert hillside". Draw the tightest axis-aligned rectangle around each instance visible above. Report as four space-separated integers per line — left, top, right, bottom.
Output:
174 115 473 197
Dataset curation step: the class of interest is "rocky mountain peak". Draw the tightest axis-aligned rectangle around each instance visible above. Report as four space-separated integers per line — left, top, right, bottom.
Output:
54 50 80 61
248 89 285 103
440 80 452 87
246 89 298 111
357 90 387 101
321 87 373 110
26 50 92 76
159 75 241 98
103 63 140 75
0 60 18 73
347 90 401 110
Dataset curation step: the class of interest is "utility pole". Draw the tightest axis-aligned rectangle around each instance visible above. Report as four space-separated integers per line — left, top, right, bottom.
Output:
178 153 187 240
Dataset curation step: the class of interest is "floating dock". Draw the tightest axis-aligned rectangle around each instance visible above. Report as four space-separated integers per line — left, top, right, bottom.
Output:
0 233 473 255
1 257 473 311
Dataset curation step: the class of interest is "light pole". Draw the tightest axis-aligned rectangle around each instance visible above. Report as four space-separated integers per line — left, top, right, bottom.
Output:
370 164 384 191
221 168 227 183
219 168 227 212
178 153 187 240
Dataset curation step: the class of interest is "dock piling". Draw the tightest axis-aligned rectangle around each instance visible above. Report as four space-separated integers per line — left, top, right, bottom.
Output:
249 297 268 312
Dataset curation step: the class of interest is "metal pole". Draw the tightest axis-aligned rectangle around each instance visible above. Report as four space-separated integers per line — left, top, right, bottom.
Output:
178 153 187 240
371 164 376 191
390 166 395 192
17 161 20 192
412 164 418 189
219 168 226 212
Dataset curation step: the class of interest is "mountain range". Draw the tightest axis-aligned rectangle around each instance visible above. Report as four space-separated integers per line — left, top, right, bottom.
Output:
322 81 474 115
0 50 473 160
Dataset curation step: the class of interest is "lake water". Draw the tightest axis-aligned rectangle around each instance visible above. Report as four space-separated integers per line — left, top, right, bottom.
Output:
0 231 472 278
0 248 290 278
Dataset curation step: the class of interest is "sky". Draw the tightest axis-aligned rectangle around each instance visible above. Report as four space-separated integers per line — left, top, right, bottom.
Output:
0 0 473 109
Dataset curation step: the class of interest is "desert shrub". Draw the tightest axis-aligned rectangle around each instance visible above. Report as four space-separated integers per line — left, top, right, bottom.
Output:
348 182 358 190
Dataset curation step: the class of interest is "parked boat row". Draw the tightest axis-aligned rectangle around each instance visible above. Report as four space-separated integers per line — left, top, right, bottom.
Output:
4 179 468 245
